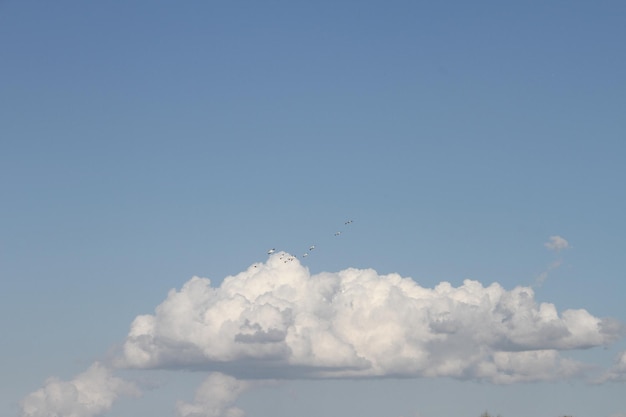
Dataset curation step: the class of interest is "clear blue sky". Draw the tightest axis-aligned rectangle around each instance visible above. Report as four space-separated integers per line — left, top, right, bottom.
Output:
1 2 625 417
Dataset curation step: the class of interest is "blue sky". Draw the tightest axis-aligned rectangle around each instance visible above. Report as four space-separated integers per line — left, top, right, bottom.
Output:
1 1 625 417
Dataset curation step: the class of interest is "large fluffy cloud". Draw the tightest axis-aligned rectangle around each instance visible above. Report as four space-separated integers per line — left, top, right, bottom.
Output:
19 362 139 417
116 253 622 383
20 254 625 417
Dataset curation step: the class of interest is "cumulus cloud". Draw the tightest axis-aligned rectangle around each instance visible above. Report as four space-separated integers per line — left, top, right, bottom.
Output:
544 236 570 252
21 252 625 417
19 362 140 417
176 373 250 417
116 253 622 383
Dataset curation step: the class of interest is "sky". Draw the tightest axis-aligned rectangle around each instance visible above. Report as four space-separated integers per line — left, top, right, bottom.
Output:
1 1 625 416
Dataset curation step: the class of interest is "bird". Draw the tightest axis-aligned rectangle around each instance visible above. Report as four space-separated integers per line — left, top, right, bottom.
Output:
267 248 276 254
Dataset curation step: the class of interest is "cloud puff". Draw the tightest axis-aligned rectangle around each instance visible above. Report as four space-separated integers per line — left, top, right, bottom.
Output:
116 253 622 383
176 373 250 417
544 236 570 252
19 362 140 417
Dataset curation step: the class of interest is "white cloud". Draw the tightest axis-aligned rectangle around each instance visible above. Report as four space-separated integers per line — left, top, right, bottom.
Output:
21 253 625 417
544 235 570 252
19 362 140 417
116 253 622 383
176 373 250 417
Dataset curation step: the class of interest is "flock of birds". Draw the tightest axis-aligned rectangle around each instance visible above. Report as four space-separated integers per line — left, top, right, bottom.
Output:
265 220 354 264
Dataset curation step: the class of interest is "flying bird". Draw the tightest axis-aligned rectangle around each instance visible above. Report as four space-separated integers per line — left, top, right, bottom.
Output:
334 231 342 236
267 248 276 254
309 245 316 251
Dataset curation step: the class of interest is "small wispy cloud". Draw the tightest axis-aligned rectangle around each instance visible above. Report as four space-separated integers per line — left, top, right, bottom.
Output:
535 235 571 286
536 259 563 286
595 350 626 384
544 235 570 252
